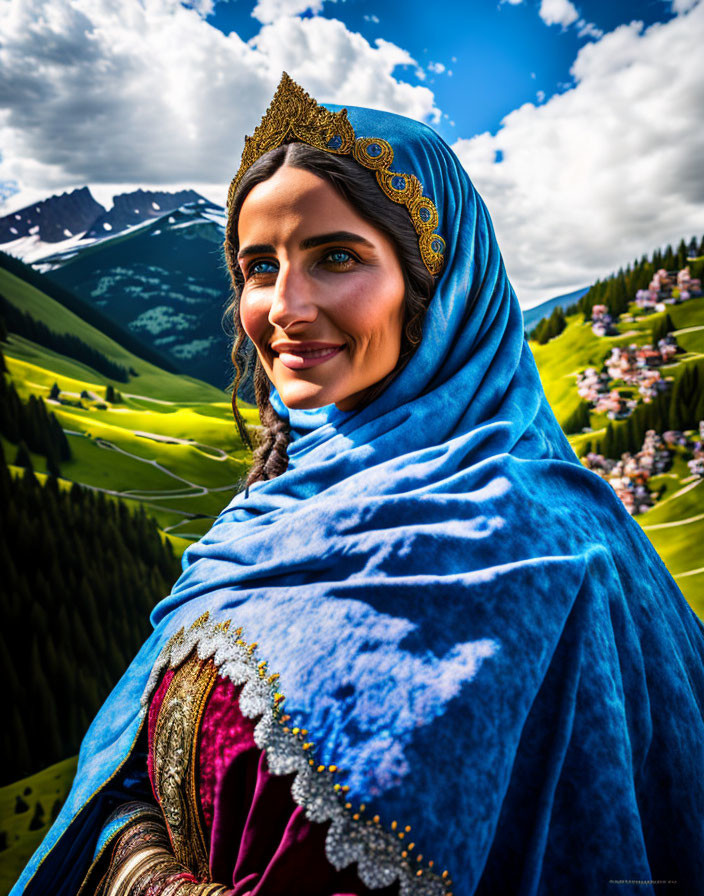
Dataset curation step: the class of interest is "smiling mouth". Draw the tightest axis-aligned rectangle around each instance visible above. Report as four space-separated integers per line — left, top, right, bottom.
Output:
272 344 345 370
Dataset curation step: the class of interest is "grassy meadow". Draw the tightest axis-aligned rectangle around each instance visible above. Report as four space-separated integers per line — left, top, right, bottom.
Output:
530 299 704 616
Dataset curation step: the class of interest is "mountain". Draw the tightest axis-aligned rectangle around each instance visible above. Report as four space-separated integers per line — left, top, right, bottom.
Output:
83 188 207 240
0 187 105 245
522 286 589 332
1 186 236 390
0 186 211 251
35 199 234 389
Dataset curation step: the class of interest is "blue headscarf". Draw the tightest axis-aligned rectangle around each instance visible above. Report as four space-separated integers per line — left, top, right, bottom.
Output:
14 101 704 896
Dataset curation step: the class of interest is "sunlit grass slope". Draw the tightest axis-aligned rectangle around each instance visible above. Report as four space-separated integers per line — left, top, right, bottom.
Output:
0 758 77 896
1 266 259 550
530 298 704 617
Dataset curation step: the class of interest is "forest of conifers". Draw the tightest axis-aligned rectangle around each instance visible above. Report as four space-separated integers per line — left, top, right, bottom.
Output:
0 448 181 784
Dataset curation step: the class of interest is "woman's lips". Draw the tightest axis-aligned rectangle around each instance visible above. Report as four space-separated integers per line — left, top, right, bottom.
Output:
274 344 345 370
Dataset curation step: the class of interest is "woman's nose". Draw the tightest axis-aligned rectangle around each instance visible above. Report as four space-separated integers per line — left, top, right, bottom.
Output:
268 263 318 329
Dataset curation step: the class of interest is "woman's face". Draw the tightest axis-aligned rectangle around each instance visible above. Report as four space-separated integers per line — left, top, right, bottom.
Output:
237 164 406 411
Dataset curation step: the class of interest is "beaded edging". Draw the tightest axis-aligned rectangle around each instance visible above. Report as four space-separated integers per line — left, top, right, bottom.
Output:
227 73 445 277
142 612 454 896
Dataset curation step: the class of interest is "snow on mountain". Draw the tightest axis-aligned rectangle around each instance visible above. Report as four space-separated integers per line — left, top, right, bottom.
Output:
0 186 106 247
0 186 218 264
83 188 208 240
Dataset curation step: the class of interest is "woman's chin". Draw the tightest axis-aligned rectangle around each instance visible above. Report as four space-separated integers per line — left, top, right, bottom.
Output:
276 384 337 410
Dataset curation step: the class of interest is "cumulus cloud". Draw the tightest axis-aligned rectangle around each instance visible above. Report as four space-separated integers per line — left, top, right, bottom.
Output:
507 0 601 39
539 0 579 27
251 0 326 25
428 61 446 74
453 5 704 306
672 0 700 12
0 0 438 211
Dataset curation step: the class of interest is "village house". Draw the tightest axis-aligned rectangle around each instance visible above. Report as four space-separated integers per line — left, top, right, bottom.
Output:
591 303 618 336
635 265 701 311
582 430 672 515
663 424 704 479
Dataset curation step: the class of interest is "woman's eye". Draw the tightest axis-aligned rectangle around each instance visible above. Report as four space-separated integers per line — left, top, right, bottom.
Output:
324 249 356 266
248 259 278 277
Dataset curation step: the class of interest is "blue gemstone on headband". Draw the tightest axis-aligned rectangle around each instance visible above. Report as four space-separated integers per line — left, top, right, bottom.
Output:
366 142 382 157
327 135 343 150
419 206 432 222
431 239 444 254
391 175 406 191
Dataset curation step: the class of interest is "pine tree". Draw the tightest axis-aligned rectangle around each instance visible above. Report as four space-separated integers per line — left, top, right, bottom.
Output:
563 400 591 434
651 312 675 345
693 382 704 429
46 445 61 478
14 440 33 472
28 801 46 832
677 238 688 269
8 706 33 779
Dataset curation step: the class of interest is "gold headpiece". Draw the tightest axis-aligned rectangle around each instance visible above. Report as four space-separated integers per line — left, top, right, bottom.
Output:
227 73 446 277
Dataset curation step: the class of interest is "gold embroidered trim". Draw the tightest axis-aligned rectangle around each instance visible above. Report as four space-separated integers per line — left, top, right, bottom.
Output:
95 803 228 896
152 654 218 882
142 612 454 896
227 73 446 277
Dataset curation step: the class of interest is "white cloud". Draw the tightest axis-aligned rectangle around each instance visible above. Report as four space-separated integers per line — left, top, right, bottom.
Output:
251 0 326 25
539 0 579 27
428 61 445 74
0 0 439 212
364 13 380 23
577 18 603 38
453 5 704 306
672 0 700 12
536 89 545 102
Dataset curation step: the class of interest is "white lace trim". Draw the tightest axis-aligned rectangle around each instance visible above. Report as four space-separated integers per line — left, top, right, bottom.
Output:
141 612 452 896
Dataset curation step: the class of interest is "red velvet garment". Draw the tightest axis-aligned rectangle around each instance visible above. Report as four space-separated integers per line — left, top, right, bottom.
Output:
148 667 399 896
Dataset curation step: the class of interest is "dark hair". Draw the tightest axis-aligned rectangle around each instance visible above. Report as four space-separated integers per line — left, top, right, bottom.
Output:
223 141 435 487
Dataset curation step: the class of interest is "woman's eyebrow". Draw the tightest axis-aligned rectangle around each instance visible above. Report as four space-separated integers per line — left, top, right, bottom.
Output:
238 232 374 260
238 243 275 260
300 231 374 250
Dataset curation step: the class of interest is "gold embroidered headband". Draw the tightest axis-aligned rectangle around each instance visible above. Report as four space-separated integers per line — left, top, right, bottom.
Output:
227 73 446 277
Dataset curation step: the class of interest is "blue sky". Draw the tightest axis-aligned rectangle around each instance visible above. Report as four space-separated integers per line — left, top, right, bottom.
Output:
205 0 676 142
0 0 701 305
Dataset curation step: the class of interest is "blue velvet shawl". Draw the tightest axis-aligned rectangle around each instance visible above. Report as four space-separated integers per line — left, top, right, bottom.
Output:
14 104 704 896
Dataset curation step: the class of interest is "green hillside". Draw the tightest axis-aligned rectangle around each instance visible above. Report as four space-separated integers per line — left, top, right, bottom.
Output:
0 758 77 896
529 281 704 617
0 265 258 544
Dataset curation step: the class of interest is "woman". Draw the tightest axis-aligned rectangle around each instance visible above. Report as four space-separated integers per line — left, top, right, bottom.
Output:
13 74 704 896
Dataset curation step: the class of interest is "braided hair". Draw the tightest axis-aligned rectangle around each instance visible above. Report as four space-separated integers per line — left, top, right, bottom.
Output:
223 142 435 487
